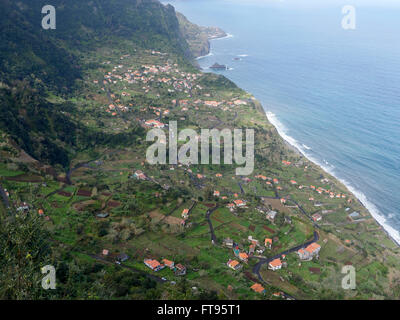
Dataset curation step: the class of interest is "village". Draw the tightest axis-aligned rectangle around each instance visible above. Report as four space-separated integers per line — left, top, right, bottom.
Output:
0 46 395 300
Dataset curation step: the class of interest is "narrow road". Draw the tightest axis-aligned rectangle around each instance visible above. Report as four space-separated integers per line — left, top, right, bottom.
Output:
206 205 219 244
237 182 244 194
88 254 167 284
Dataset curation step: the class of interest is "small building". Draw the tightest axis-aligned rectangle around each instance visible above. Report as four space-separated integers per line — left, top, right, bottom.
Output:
133 170 147 180
223 238 234 248
349 211 360 218
297 242 321 261
162 259 175 269
251 283 266 294
264 238 272 249
227 259 241 271
266 210 277 222
96 212 109 218
268 258 282 271
116 253 129 263
145 119 165 128
238 252 249 262
213 190 220 197
233 200 246 207
312 213 322 222
248 236 259 245
175 264 186 276
182 208 189 219
17 203 29 212
144 259 164 271
249 244 256 255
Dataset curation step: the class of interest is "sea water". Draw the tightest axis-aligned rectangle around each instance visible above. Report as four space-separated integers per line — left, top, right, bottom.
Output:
165 0 400 244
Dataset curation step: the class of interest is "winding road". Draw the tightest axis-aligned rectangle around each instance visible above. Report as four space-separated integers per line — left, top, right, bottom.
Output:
205 205 219 244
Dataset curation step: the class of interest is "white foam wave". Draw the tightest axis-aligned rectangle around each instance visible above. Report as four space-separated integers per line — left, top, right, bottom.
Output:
196 52 214 60
302 144 312 150
265 111 400 246
211 33 234 40
238 54 249 57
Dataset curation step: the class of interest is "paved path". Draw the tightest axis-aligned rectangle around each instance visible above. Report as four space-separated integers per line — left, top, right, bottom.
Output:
206 205 219 244
88 254 167 284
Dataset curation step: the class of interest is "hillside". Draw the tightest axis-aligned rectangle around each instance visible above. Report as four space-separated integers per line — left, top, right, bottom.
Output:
1 0 400 301
0 0 193 168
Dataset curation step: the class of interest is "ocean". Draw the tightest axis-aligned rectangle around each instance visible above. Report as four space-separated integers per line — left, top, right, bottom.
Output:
164 0 400 244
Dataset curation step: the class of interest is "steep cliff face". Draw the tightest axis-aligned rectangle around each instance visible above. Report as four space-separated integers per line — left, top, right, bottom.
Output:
0 0 192 167
176 12 226 58
0 0 192 90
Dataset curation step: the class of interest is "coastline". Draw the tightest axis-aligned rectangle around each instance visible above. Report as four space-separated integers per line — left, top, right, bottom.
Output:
195 34 233 60
194 29 400 248
265 111 400 247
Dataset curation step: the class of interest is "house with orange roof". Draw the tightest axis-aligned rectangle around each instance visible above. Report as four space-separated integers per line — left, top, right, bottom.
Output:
144 259 164 271
297 242 321 260
249 244 256 255
227 203 235 209
251 283 266 294
264 238 272 249
162 259 175 269
182 208 189 219
145 119 165 128
312 213 322 222
216 173 222 177
227 259 241 271
268 258 282 271
290 180 297 185
213 190 220 197
238 252 249 262
233 200 246 207
255 175 267 180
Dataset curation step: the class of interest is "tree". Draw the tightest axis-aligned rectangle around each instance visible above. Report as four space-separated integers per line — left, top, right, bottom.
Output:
0 214 52 299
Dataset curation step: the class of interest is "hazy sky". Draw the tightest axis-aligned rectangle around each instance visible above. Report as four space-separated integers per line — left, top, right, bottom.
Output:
206 0 400 8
